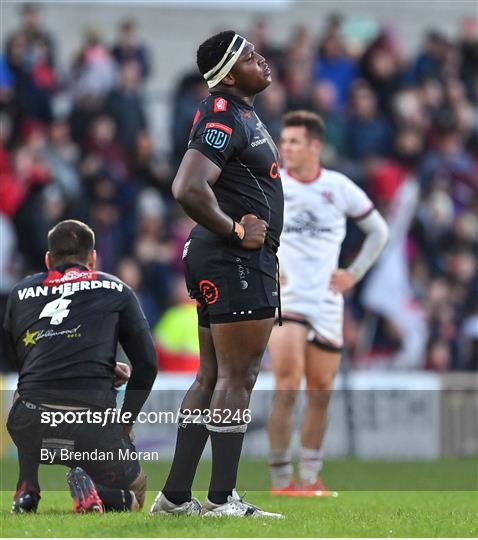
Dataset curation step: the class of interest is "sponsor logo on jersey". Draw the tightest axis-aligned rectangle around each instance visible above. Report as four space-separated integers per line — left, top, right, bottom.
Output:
199 279 219 305
23 329 39 346
43 269 97 286
321 191 334 204
269 161 280 179
251 138 267 148
38 324 82 341
23 325 82 346
213 97 228 113
283 211 332 236
203 122 232 151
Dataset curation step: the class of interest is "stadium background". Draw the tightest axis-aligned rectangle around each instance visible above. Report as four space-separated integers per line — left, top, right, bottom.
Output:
0 1 477 465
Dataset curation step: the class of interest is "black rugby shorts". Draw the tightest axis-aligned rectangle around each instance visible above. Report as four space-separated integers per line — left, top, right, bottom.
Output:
182 237 278 327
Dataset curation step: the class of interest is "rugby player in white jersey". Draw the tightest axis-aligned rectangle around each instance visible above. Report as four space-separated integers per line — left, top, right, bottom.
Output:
267 111 389 496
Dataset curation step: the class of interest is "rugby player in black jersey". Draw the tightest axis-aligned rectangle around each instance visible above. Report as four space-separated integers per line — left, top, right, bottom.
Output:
4 220 157 513
150 31 284 518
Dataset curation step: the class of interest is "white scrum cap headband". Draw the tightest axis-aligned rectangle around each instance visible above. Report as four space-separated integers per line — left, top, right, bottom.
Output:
203 34 247 88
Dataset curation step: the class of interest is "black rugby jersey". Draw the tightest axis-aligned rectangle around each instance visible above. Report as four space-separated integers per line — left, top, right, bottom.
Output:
3 264 156 415
188 91 283 251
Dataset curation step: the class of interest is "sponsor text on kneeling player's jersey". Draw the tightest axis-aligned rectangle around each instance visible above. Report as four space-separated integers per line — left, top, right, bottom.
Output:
279 167 374 305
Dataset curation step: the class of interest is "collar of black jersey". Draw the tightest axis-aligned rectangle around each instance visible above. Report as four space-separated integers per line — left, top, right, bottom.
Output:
210 91 254 111
53 263 90 273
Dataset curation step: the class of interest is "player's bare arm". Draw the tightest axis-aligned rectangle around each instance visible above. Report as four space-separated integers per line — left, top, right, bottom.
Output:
172 148 268 249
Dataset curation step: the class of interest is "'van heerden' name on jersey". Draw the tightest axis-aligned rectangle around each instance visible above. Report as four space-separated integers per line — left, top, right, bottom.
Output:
17 280 123 301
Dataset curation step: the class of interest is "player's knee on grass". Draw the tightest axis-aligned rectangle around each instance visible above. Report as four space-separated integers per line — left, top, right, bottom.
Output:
128 469 147 510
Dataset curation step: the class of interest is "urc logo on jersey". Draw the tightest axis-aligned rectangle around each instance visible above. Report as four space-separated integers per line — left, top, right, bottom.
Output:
203 122 232 151
269 161 280 179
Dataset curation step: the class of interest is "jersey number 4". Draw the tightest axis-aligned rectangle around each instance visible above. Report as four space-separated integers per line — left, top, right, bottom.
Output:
39 292 73 325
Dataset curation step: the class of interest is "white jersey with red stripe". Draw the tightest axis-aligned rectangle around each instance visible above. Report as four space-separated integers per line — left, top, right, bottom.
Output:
278 167 373 347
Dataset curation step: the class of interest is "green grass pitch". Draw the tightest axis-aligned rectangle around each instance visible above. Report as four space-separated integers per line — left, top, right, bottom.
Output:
1 459 477 537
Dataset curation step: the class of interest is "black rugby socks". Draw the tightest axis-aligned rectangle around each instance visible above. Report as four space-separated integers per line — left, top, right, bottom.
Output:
162 411 210 505
207 423 247 505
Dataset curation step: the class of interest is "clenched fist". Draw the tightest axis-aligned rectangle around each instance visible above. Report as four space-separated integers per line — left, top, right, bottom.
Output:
239 214 268 249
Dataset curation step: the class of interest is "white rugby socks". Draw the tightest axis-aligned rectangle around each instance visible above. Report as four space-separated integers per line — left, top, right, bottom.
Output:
298 446 323 486
269 449 293 490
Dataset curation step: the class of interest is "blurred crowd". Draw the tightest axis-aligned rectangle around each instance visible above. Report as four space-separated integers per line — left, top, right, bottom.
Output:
1 4 477 372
